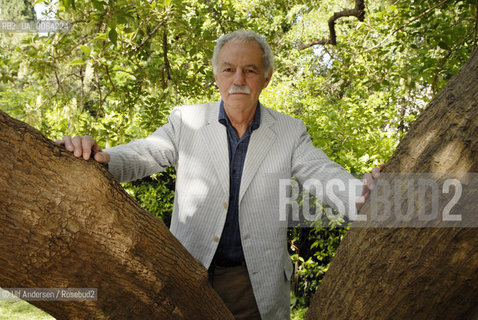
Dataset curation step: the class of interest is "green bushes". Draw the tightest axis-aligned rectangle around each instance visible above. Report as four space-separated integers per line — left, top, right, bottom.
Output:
2 0 475 313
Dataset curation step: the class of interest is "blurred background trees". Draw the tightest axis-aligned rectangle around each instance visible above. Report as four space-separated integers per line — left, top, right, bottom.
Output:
0 0 476 314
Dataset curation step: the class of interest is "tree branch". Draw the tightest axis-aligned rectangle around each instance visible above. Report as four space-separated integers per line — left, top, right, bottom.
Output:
53 68 65 97
94 68 103 110
128 7 173 55
205 0 227 34
105 64 116 92
365 0 453 52
299 0 365 50
431 29 474 94
130 20 165 54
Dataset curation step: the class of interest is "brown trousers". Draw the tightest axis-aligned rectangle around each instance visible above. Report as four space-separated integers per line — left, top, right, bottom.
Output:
208 264 261 319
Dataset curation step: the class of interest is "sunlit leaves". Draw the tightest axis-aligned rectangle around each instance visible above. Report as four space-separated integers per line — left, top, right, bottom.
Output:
0 0 476 312
91 0 104 12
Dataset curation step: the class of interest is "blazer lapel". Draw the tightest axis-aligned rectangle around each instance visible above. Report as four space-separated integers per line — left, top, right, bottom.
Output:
239 106 277 202
198 102 230 196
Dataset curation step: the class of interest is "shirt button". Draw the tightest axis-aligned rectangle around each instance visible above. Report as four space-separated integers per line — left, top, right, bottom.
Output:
213 236 220 243
223 202 228 209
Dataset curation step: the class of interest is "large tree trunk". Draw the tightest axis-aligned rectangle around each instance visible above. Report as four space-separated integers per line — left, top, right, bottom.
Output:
306 50 478 319
0 112 233 319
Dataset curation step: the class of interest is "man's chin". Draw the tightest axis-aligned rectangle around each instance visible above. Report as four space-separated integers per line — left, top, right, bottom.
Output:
224 99 256 111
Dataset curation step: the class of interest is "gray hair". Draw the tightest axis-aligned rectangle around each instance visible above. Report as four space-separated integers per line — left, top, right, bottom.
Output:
212 30 274 78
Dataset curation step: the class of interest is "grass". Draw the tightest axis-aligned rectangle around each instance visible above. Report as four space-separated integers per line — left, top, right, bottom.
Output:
0 302 308 319
0 301 54 320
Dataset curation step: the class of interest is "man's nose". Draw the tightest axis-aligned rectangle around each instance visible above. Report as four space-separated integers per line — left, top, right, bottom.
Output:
233 68 246 85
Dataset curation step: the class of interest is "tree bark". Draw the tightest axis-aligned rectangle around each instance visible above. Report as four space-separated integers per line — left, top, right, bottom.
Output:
0 111 233 319
306 50 478 319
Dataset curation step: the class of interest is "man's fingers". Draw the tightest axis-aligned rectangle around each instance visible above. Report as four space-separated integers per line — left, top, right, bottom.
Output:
355 195 366 210
81 136 96 160
94 151 110 164
362 172 374 194
92 142 103 155
71 136 83 157
56 135 106 163
58 135 74 152
358 164 386 209
371 166 381 179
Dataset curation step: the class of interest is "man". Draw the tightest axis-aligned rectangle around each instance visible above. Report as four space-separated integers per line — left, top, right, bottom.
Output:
58 30 381 319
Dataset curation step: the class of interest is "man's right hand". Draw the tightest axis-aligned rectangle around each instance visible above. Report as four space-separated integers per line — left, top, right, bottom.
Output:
56 135 110 163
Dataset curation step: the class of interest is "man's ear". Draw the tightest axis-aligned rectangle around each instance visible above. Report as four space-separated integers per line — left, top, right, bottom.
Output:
263 70 273 88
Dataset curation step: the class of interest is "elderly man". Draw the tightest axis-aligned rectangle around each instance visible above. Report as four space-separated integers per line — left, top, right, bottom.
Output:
58 30 380 319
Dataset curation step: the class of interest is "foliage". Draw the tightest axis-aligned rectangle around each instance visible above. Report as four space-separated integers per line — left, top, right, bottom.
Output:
0 0 476 314
289 223 349 308
291 304 308 320
123 167 176 227
0 0 36 20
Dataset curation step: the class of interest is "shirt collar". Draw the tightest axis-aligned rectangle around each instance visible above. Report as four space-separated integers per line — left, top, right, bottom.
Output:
218 100 261 131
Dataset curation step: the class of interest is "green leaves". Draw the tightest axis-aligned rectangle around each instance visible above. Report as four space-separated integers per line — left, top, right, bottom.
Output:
1 1 476 314
108 28 118 45
61 0 76 10
91 0 104 11
68 59 85 65
80 45 91 56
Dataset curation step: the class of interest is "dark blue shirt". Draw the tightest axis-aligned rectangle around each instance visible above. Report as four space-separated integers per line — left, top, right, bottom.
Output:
214 100 261 263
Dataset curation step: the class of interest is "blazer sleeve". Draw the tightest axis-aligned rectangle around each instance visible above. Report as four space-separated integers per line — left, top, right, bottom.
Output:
103 107 182 182
291 120 363 218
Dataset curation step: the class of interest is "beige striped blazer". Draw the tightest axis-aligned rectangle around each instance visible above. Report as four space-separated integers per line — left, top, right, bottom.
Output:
105 101 361 319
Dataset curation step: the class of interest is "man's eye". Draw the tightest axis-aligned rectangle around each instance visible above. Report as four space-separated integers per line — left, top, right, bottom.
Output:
224 68 233 72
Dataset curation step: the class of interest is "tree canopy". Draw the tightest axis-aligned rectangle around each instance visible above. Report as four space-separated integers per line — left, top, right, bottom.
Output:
1 0 476 313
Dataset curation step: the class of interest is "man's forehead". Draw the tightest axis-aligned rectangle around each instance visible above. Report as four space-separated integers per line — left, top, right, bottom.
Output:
220 61 260 69
218 41 263 65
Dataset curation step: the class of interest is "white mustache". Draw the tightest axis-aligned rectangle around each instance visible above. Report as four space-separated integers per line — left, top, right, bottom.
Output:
229 85 251 94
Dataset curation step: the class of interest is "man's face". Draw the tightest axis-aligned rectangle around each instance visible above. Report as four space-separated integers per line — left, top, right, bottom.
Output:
214 40 272 113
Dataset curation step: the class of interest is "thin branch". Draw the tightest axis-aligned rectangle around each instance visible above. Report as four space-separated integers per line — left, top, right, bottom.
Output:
161 28 171 89
105 65 116 92
205 0 227 34
431 29 474 93
127 7 171 54
299 0 365 50
131 15 151 43
129 20 165 53
365 0 453 52
80 64 84 99
94 69 103 110
299 39 330 49
53 68 65 96
52 35 91 60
